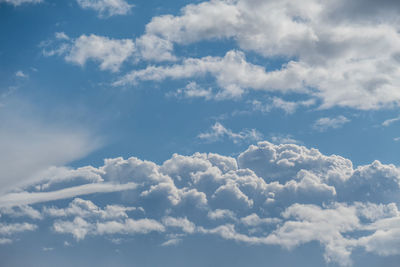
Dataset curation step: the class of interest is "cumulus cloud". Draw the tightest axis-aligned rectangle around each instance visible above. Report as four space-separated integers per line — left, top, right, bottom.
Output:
53 216 165 241
112 0 400 110
114 50 307 99
43 34 135 72
2 141 400 266
76 0 133 18
198 122 263 144
43 198 136 219
313 115 350 132
0 205 42 220
169 82 214 100
65 34 135 72
0 222 37 235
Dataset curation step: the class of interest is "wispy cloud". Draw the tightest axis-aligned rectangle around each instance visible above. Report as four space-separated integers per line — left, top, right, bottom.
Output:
313 115 350 132
198 122 262 144
76 0 133 18
382 116 400 127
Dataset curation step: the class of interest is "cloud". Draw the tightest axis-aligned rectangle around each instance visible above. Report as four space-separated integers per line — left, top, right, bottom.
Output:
0 222 37 235
252 97 316 114
0 183 137 208
208 209 236 221
115 0 400 110
382 115 400 127
43 197 137 219
240 213 281 226
65 34 135 72
15 70 28 78
0 205 42 220
114 50 306 99
76 0 133 18
198 122 263 144
0 101 100 195
135 34 176 62
0 0 42 6
162 217 196 234
53 216 165 241
2 141 400 266
43 34 135 72
168 82 214 100
313 115 350 132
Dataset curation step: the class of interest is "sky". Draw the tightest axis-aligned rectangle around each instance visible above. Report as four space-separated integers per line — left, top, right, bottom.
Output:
1 0 400 266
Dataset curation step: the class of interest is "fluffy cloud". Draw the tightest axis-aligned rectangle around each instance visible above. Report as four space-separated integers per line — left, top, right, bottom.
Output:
114 0 400 110
114 50 307 99
43 34 135 72
76 0 133 18
0 222 37 235
65 34 135 72
2 141 400 266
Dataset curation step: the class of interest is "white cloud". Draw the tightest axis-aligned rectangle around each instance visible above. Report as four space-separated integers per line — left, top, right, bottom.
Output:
53 215 165 241
313 115 350 132
240 213 281 226
0 205 42 220
207 209 236 221
114 50 306 99
2 141 400 265
119 0 400 110
65 34 135 72
198 122 262 144
382 115 400 127
252 97 316 114
43 197 136 219
53 217 91 241
169 82 213 100
0 222 37 235
0 102 100 195
15 70 28 78
161 238 182 246
265 203 359 266
0 182 137 207
42 34 135 72
162 217 196 234
76 0 133 18
135 34 176 62
55 32 69 40
0 0 42 6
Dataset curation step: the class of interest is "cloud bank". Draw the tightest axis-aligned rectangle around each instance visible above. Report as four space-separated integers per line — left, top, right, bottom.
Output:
1 141 400 266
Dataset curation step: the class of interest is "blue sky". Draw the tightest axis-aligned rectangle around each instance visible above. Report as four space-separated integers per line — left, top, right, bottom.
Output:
1 0 400 266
